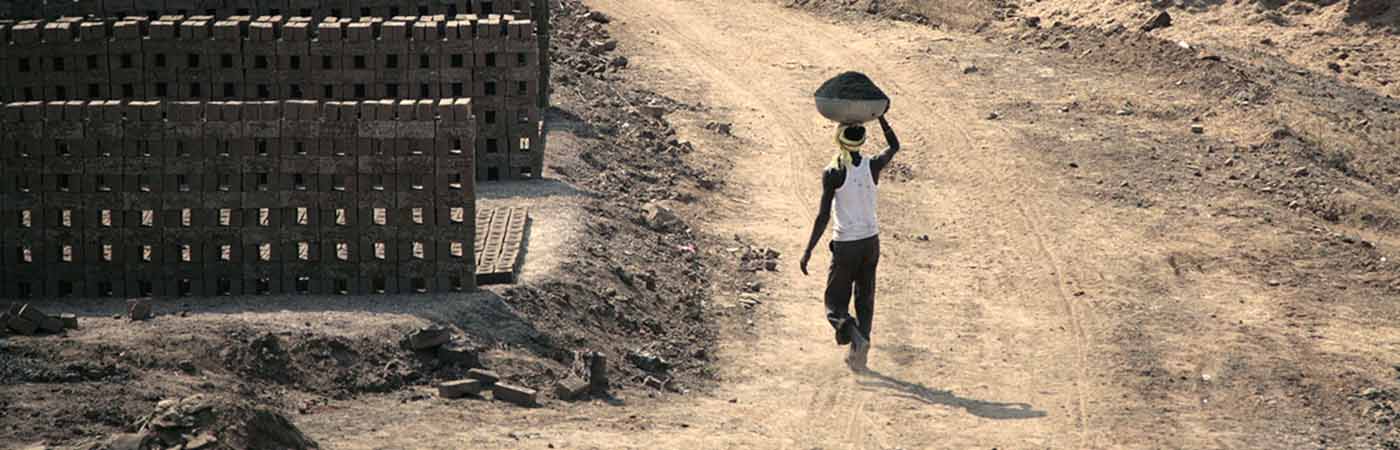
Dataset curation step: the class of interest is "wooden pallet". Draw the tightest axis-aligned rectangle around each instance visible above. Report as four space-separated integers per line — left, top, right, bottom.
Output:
474 206 530 285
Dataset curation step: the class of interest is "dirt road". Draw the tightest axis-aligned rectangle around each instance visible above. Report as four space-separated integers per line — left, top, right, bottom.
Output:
298 1 1399 448
576 0 1114 448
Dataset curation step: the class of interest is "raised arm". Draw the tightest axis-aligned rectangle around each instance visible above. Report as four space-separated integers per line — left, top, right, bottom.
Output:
869 116 901 182
800 170 843 276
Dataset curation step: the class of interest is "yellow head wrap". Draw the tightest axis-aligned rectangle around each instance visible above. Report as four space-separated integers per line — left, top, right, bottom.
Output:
831 124 866 170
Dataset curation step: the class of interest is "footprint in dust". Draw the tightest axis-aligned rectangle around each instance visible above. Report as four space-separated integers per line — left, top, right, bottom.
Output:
882 343 932 366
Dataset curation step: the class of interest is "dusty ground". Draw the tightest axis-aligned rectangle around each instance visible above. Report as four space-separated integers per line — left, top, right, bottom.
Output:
331 0 1395 447
7 0 1400 448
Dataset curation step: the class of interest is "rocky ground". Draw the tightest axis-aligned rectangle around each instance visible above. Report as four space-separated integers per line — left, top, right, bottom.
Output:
784 0 1400 446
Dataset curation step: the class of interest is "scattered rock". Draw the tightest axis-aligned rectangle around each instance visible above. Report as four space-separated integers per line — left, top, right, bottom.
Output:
626 350 671 373
586 11 610 23
642 201 683 232
184 433 217 449
739 246 782 272
961 64 979 74
99 432 153 450
705 121 734 135
1291 166 1310 177
1116 109 1134 116
1328 62 1343 73
1191 123 1205 134
643 376 669 390
1140 10 1173 32
640 103 667 118
986 111 1001 120
610 56 629 68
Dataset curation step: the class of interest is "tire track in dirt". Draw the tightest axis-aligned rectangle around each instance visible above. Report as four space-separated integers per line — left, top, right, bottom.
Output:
1013 200 1093 447
831 28 1099 446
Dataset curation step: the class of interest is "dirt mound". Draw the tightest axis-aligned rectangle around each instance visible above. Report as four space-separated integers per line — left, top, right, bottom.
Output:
0 344 130 384
506 0 720 389
220 331 428 399
90 394 318 450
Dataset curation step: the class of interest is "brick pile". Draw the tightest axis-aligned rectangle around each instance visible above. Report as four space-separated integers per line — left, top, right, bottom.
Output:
0 14 544 180
3 302 78 335
0 99 477 299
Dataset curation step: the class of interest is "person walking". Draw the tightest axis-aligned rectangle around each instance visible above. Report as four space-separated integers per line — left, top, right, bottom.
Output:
800 116 900 371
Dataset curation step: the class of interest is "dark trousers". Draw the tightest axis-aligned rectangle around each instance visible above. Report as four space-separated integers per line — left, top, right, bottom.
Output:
825 235 879 345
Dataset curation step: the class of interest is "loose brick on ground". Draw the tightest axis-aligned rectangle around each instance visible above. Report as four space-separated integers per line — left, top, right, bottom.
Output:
7 315 39 335
39 315 65 333
492 382 538 407
466 368 500 385
438 379 486 399
435 344 480 367
17 304 49 324
60 313 79 329
406 327 452 350
553 378 590 401
128 299 153 321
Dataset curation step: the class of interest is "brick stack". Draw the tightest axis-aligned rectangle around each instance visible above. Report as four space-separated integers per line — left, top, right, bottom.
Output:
0 99 477 299
1 15 545 181
0 0 539 23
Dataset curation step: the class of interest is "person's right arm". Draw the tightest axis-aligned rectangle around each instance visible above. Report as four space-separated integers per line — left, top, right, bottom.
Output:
801 169 843 276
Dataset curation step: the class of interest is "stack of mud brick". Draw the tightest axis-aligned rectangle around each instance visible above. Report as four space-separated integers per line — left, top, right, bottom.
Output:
0 0 538 23
0 99 478 299
1 14 545 181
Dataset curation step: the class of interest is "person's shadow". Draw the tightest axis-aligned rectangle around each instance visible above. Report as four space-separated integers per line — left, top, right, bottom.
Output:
855 369 1047 420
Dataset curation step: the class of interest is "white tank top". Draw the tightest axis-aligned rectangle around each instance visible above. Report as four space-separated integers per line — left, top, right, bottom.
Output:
832 160 879 242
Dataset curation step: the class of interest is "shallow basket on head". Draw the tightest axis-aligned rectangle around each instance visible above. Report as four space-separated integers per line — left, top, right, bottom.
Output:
814 71 890 125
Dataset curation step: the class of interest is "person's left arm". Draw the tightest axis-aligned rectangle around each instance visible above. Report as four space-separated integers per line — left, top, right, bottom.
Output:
868 116 901 183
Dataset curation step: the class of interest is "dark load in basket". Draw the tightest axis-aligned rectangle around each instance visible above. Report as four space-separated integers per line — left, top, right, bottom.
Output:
814 71 890 124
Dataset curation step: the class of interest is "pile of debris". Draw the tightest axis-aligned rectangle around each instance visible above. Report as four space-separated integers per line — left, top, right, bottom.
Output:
409 326 609 408
402 326 482 369
737 245 782 272
90 394 318 450
2 303 78 336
